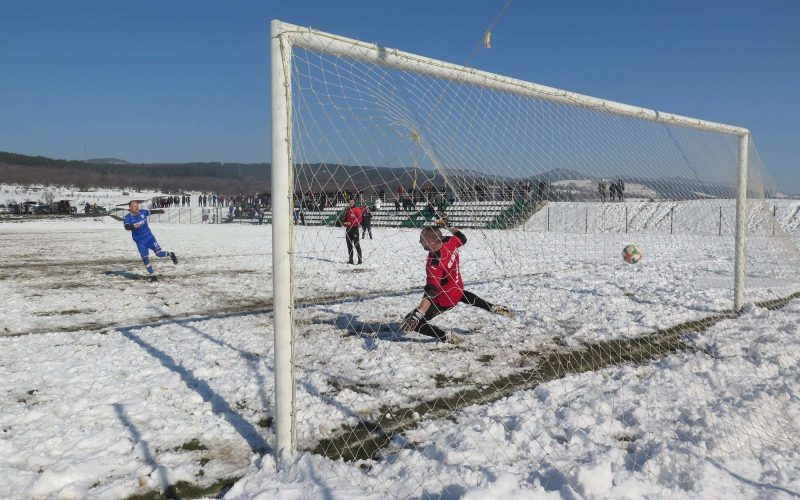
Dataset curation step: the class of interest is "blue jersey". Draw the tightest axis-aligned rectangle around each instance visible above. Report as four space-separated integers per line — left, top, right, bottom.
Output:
123 209 155 242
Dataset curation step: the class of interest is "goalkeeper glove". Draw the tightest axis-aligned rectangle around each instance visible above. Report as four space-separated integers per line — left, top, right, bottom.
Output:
400 308 424 332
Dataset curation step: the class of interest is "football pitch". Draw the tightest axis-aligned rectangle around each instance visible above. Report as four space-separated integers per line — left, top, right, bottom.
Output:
1 218 799 498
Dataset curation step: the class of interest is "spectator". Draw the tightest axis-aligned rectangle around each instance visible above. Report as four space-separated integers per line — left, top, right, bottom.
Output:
361 206 373 239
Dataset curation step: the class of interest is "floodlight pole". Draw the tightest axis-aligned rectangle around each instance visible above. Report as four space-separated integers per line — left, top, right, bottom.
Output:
733 132 749 311
271 19 296 465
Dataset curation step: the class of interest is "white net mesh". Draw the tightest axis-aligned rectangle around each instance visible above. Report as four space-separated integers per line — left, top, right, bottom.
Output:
273 24 800 496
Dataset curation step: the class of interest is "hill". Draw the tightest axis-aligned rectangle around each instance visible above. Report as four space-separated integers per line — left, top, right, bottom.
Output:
1 151 796 199
86 158 130 165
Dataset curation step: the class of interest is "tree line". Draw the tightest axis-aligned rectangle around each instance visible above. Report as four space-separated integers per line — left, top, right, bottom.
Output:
0 151 267 193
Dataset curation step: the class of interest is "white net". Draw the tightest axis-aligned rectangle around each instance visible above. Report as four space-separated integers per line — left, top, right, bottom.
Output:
273 23 800 496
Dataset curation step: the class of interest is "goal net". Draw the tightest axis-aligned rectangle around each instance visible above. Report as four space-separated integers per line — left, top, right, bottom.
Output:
269 20 800 496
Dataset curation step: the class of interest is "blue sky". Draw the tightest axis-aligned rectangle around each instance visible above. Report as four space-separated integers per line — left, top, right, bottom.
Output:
1 1 798 191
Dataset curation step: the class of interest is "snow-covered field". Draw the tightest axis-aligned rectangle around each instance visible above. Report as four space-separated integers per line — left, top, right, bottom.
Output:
1 208 799 498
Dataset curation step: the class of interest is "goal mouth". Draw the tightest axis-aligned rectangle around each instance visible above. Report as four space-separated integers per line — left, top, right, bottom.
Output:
270 19 800 496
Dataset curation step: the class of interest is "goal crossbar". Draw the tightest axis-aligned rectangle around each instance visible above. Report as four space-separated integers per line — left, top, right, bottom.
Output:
273 20 748 137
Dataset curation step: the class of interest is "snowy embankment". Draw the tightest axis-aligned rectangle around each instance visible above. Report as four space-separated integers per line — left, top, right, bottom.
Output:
0 183 175 209
1 217 799 498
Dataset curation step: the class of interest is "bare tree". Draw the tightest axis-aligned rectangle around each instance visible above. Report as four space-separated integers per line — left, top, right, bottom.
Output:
43 190 55 205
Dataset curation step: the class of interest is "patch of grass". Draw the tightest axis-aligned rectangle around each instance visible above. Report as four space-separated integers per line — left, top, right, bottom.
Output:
433 374 469 388
176 439 208 452
476 354 495 363
326 377 379 395
125 476 241 500
257 417 273 428
755 291 800 310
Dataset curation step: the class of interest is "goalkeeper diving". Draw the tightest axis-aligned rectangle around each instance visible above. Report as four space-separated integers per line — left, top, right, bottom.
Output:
400 216 513 345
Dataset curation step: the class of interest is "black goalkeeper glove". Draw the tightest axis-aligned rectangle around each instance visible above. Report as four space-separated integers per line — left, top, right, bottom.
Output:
400 309 424 332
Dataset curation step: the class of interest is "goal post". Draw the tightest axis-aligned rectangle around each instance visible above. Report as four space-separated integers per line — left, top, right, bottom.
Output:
269 19 756 463
270 19 296 463
264 20 800 497
734 132 749 311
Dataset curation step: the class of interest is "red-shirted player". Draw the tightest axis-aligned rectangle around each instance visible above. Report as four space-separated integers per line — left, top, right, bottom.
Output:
342 198 363 265
400 223 513 344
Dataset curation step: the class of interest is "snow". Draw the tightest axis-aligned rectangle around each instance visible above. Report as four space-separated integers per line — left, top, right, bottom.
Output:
1 202 799 498
0 183 181 209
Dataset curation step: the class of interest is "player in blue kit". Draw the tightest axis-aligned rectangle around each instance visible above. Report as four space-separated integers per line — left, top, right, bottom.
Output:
123 200 178 281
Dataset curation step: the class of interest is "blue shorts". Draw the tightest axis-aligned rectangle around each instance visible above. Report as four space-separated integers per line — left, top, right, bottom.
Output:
135 236 163 257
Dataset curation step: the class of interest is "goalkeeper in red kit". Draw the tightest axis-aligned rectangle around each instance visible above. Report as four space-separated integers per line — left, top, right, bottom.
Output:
400 220 513 345
342 198 363 265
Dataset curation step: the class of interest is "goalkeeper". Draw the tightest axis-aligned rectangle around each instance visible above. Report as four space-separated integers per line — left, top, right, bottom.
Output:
123 200 178 282
400 218 512 345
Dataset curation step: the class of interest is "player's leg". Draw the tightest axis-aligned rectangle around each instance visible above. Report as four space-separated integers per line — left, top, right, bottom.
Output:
410 304 464 344
353 229 362 264
346 229 355 264
461 290 514 318
136 241 156 280
149 238 178 265
459 290 493 311
413 304 449 341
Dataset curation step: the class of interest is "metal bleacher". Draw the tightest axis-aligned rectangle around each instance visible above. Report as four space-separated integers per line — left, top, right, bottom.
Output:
275 199 544 229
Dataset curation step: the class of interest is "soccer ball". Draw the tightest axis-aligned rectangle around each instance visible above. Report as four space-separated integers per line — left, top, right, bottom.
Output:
623 244 642 264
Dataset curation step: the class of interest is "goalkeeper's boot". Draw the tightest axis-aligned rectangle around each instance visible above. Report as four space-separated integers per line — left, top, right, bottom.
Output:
149 275 158 283
491 305 514 318
170 252 178 265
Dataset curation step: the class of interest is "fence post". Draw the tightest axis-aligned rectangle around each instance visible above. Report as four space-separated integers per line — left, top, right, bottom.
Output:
670 207 674 235
547 205 550 232
773 205 776 236
625 206 628 234
719 206 722 236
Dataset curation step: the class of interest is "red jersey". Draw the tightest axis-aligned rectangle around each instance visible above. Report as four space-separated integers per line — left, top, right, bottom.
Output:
344 206 363 228
426 235 465 307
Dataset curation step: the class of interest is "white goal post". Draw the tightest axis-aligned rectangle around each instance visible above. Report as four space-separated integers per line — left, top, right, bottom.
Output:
269 19 753 463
